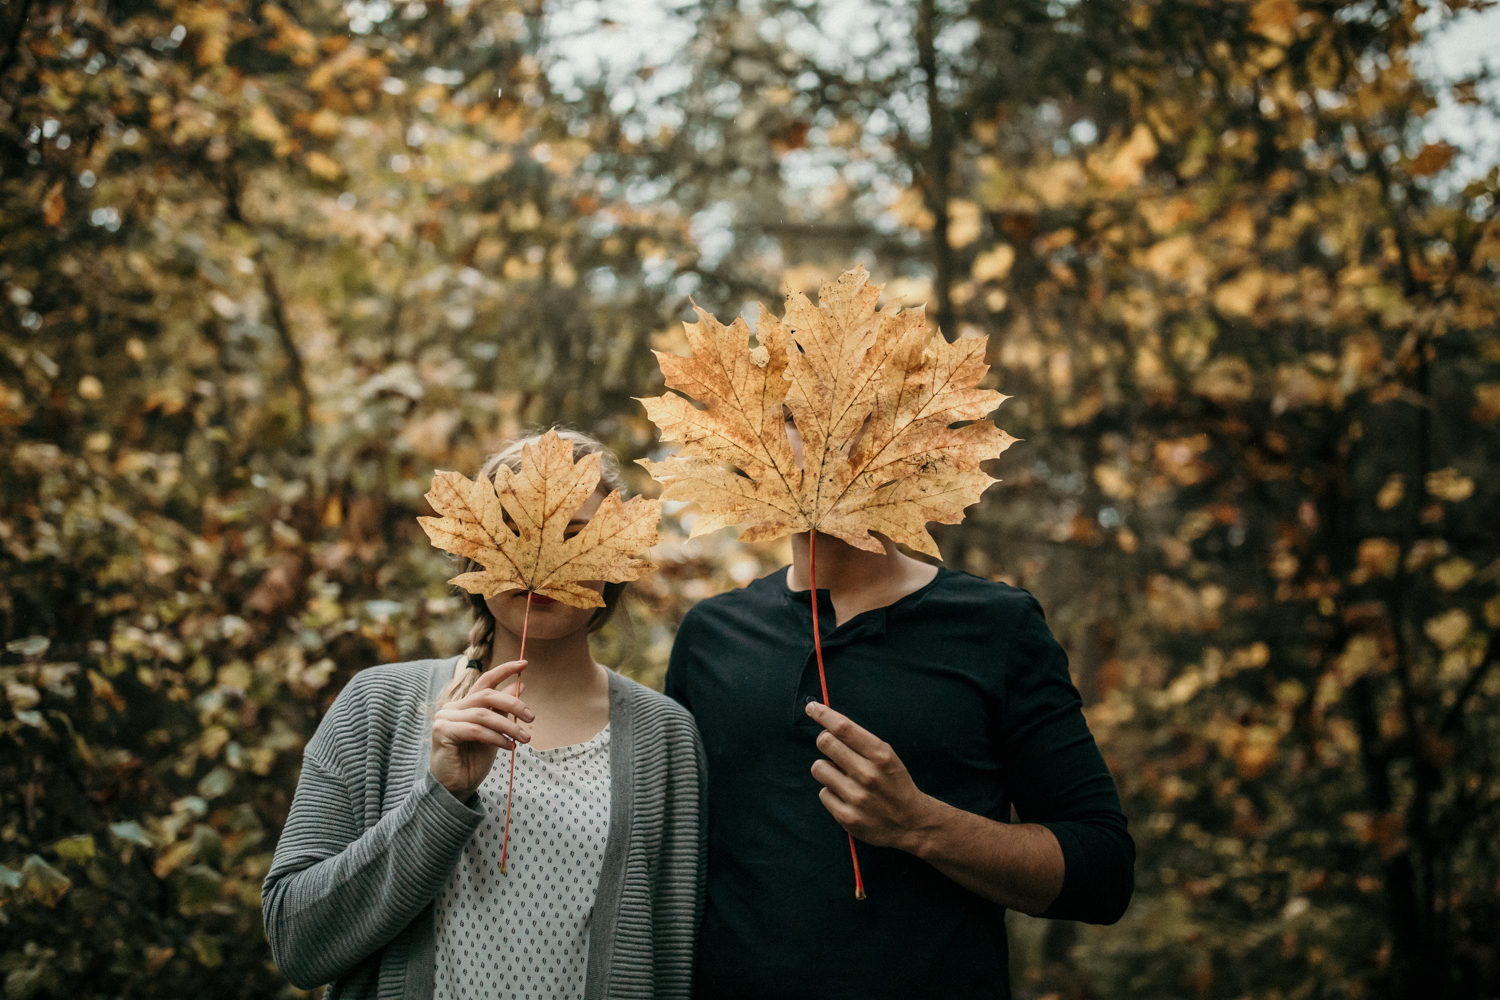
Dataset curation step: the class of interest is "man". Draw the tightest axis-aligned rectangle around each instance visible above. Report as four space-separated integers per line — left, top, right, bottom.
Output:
665 526 1133 999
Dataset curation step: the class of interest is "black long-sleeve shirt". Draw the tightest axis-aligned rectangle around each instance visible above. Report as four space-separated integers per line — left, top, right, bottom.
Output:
665 566 1133 1000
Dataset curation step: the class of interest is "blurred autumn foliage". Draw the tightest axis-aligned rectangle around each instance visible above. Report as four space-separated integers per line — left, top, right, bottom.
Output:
2 0 1498 998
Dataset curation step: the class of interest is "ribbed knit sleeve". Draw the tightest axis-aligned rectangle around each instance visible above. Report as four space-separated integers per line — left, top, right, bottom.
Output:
261 677 483 989
650 701 708 999
999 595 1134 925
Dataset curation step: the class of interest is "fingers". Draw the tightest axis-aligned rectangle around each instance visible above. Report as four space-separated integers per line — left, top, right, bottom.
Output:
805 702 886 759
457 687 535 723
470 658 527 693
811 758 867 806
434 720 516 751
818 787 859 829
435 706 531 744
806 702 896 768
814 729 877 781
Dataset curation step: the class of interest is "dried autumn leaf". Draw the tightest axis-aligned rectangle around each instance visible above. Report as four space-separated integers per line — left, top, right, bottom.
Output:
946 199 982 249
306 151 343 180
1424 609 1470 651
1101 123 1160 189
1356 538 1401 579
43 180 66 227
1433 558 1475 592
1375 474 1405 511
971 244 1016 283
1425 467 1474 503
1473 383 1500 424
1249 0 1299 46
1409 142 1458 178
418 430 661 608
639 265 1013 557
1193 356 1255 405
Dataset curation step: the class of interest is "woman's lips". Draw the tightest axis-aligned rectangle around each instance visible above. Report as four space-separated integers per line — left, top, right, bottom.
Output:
527 593 558 606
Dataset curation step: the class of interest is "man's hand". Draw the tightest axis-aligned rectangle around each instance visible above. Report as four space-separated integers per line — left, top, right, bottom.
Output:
805 701 945 854
806 700 1066 914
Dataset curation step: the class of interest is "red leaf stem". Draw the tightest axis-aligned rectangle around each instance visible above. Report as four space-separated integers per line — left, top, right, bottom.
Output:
809 531 868 901
499 590 532 876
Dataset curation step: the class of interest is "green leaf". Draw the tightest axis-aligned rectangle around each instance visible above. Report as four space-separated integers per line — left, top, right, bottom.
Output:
20 856 71 907
189 930 222 968
50 835 95 862
12 711 47 730
4 636 50 658
196 766 235 800
108 821 156 848
176 865 225 917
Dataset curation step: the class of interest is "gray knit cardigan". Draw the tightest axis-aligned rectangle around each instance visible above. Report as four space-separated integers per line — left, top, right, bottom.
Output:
262 658 706 1000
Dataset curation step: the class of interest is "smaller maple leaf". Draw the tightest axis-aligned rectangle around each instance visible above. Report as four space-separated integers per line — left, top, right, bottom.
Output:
418 430 661 608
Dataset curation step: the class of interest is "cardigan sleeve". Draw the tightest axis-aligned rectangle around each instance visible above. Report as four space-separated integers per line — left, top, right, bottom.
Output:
998 594 1135 925
651 705 708 1000
261 683 483 988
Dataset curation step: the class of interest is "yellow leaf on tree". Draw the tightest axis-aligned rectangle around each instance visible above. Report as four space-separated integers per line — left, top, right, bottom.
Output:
306 151 343 180
1375 474 1404 511
1433 558 1475 592
43 180 66 227
1424 609 1470 651
1336 635 1381 685
1213 269 1265 317
1249 0 1299 46
418 430 661 608
152 840 196 879
1409 142 1458 178
1101 123 1159 189
946 199 982 249
1356 538 1400 579
1193 356 1255 405
971 244 1016 283
1426 467 1474 503
306 108 343 138
1235 724 1280 779
1472 383 1500 424
248 104 288 146
638 265 1014 557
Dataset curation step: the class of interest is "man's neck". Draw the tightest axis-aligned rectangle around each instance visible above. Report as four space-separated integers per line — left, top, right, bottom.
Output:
785 531 939 626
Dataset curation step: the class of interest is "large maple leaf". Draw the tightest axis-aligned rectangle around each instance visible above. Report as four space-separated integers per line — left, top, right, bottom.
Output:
418 430 661 608
639 265 1014 556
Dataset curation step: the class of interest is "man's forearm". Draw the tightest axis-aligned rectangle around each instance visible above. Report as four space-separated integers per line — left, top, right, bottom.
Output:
902 797 1064 915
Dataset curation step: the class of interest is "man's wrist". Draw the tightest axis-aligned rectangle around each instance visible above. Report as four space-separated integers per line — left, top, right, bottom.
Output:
899 794 953 859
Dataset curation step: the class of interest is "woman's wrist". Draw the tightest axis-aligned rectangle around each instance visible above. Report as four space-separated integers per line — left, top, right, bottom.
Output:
431 764 477 803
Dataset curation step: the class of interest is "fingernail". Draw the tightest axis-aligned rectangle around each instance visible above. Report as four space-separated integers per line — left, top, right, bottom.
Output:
523 711 535 722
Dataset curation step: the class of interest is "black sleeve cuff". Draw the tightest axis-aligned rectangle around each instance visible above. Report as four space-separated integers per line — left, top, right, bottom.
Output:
1038 819 1135 925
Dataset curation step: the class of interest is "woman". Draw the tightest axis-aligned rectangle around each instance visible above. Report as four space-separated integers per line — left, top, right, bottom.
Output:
263 431 705 1000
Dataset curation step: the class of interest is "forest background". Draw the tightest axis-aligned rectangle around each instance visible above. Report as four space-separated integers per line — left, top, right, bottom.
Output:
3 0 1499 997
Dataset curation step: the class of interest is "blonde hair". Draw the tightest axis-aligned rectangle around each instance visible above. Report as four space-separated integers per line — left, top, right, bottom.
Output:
434 428 630 707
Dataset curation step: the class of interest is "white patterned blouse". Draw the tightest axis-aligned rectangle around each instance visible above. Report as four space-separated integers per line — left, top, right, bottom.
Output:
433 724 612 1000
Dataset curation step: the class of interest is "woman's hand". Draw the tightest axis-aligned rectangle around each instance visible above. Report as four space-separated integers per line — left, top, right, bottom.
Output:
430 659 533 802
